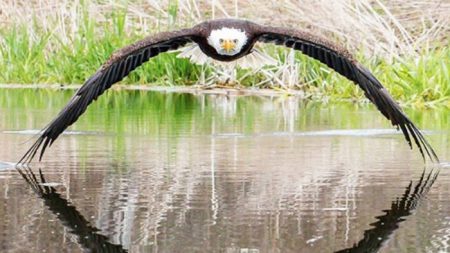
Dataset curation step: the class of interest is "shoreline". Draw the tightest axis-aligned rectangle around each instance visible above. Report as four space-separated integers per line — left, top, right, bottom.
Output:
1 84 448 108
0 83 310 98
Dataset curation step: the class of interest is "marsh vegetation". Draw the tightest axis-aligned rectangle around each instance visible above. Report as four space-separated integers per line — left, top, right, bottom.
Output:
0 0 449 107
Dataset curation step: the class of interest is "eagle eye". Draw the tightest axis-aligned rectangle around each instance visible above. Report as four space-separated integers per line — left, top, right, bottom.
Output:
219 39 224 43
233 39 238 43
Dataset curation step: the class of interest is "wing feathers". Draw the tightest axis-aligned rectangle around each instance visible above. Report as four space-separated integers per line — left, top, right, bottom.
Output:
257 27 438 162
19 29 197 164
20 22 438 163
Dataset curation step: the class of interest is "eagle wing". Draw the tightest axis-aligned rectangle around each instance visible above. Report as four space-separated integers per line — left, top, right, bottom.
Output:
19 28 199 164
255 25 438 162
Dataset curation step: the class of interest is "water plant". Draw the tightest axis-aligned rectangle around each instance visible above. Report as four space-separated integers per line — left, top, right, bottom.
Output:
0 0 448 107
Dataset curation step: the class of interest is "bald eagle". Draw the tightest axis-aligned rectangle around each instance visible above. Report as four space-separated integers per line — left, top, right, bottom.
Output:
19 19 438 164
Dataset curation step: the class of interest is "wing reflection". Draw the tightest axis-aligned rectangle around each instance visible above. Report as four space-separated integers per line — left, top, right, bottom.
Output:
17 166 127 253
335 168 439 253
14 164 440 252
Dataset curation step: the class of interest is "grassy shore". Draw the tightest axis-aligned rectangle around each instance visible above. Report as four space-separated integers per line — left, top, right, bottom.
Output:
0 1 448 108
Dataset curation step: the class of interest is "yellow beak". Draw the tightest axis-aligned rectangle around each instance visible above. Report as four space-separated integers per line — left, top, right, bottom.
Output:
221 39 236 53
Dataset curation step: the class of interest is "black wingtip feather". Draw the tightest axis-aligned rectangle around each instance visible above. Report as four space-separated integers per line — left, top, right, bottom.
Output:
18 136 44 165
409 123 439 162
258 31 439 163
19 34 193 164
398 124 413 148
39 137 52 161
353 64 439 163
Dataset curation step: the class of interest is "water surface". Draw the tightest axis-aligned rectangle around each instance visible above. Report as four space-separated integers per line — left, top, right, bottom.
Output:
0 89 449 252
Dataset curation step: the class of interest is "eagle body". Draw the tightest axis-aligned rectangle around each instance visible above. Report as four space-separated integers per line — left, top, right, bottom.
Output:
19 18 439 164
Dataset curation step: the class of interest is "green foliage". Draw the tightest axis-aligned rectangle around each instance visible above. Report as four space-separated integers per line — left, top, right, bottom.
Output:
0 8 448 108
307 47 450 108
0 6 203 87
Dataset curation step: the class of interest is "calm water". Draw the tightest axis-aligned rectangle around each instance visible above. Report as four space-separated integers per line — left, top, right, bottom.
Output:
0 88 449 253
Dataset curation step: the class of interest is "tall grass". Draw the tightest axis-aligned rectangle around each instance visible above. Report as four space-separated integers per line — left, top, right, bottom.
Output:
0 0 448 107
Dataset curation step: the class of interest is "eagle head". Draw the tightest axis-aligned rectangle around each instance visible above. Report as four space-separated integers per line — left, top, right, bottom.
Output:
207 27 248 56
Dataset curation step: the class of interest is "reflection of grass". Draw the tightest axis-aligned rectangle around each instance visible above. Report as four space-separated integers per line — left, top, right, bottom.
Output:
1 89 448 161
1 89 449 133
0 2 448 107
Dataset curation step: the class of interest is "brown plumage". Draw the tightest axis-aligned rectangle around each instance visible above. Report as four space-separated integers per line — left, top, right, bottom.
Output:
18 19 439 164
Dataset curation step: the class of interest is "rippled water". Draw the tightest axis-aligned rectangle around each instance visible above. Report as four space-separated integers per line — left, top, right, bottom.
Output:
0 89 449 253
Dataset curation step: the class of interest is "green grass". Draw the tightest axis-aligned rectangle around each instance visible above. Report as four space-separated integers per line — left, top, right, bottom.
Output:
0 10 448 108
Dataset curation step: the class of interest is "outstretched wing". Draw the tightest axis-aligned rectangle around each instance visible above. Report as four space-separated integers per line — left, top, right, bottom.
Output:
255 25 438 162
20 28 199 164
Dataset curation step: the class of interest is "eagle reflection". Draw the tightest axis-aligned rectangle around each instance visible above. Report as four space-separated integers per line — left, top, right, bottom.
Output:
17 166 127 253
335 168 439 253
16 166 438 253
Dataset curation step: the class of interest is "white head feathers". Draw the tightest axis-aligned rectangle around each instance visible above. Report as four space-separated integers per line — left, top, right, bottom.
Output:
207 27 248 56
178 26 276 69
